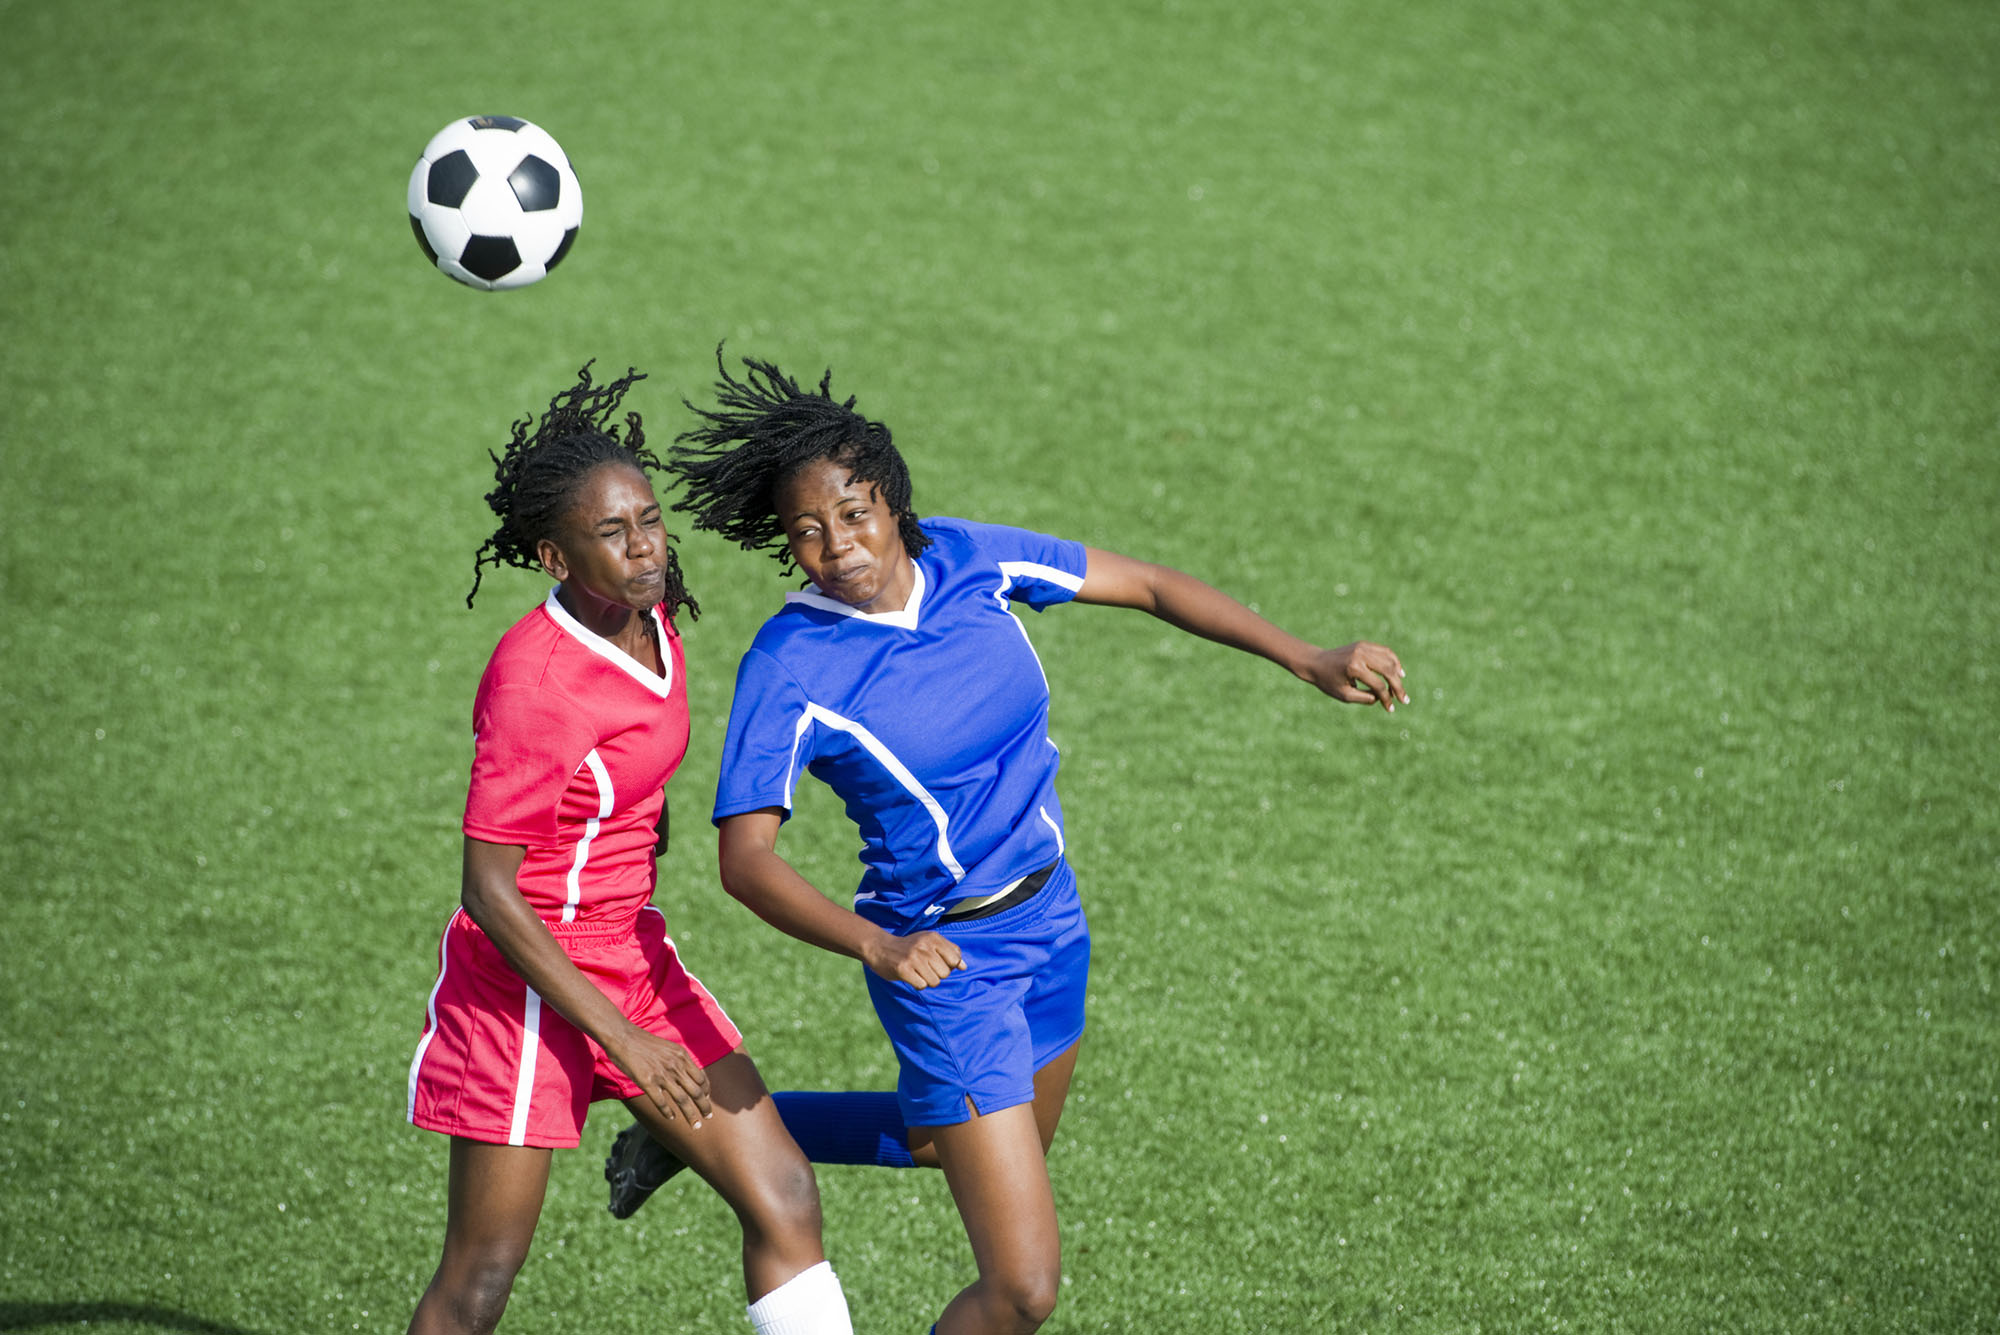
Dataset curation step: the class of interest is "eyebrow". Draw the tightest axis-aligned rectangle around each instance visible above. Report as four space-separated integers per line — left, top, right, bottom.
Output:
786 491 869 524
594 503 660 527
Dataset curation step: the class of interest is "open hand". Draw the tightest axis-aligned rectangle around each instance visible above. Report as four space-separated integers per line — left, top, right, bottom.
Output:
1307 641 1408 713
608 1026 713 1129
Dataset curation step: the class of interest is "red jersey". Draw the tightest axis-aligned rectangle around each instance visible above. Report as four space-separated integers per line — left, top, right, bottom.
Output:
462 592 689 927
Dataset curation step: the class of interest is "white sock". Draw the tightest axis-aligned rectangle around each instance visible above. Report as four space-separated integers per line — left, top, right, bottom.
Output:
745 1260 853 1335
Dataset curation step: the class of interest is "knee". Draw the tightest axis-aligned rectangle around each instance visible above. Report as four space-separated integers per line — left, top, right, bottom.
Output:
771 1151 823 1224
991 1264 1060 1328
428 1248 526 1333
740 1153 824 1238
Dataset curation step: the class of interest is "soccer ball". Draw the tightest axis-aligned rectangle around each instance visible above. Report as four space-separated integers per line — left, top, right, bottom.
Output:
407 116 582 291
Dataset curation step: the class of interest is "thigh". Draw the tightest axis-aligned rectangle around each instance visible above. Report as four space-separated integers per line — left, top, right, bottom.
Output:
439 1137 552 1265
623 1051 814 1214
1029 1039 1082 1153
929 1102 1060 1282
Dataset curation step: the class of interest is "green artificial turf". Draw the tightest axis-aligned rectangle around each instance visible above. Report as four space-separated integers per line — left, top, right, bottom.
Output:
2 0 1994 1330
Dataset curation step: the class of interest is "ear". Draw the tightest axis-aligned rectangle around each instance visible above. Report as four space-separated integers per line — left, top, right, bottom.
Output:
536 537 569 583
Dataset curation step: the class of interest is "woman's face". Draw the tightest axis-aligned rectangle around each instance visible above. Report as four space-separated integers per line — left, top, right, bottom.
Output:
775 455 912 613
537 463 669 612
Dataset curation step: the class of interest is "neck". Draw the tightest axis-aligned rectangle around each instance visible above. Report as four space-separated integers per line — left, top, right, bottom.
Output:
855 552 918 615
557 585 648 643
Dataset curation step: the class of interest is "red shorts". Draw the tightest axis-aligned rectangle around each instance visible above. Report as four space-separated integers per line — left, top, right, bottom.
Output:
406 906 742 1148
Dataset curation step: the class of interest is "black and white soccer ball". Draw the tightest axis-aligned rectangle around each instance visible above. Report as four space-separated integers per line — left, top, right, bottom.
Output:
407 116 582 291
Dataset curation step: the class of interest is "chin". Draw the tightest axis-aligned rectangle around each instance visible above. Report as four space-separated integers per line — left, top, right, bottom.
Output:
831 582 878 607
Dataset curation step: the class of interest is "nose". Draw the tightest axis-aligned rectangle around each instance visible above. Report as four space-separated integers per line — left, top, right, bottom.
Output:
821 522 854 558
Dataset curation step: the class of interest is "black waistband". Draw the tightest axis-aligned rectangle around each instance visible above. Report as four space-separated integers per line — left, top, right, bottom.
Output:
937 858 1061 923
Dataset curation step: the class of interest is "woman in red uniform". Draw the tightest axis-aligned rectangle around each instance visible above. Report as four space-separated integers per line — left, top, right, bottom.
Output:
405 365 852 1335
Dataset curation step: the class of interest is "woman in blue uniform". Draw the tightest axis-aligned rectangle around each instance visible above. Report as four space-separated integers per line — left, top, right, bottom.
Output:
610 353 1407 1335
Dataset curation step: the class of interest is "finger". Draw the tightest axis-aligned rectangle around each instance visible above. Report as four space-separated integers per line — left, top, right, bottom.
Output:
1346 663 1390 700
1348 669 1394 712
660 1079 705 1129
680 1064 714 1120
1380 652 1409 702
925 949 958 986
1371 647 1409 701
1366 649 1408 699
650 1070 706 1128
1328 680 1372 705
1357 653 1404 709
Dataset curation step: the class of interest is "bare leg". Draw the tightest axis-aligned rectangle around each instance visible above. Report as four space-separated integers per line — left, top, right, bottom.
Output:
628 1050 827 1302
927 1100 1063 1335
907 1037 1082 1168
408 1138 551 1335
1024 1039 1082 1152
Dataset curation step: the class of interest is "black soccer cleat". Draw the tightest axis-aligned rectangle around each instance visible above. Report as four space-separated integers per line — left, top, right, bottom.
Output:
604 1120 686 1219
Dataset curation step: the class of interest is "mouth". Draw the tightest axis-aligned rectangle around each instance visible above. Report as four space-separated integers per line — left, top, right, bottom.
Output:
820 564 867 588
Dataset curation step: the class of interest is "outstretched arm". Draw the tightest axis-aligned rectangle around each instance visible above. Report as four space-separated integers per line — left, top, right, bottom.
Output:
1076 546 1408 712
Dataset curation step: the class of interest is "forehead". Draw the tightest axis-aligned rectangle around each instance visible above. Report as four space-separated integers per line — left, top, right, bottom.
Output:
776 455 875 514
566 461 657 518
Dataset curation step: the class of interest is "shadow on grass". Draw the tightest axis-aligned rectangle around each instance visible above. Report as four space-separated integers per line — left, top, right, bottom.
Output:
0 1304 266 1334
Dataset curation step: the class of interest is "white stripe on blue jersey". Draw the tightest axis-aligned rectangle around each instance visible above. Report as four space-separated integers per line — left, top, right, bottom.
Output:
715 518 1087 927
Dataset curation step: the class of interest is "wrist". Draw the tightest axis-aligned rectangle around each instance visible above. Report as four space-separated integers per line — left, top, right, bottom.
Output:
1283 640 1327 683
854 924 897 971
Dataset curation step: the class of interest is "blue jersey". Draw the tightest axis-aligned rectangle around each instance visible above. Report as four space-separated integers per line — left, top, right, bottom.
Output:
713 517 1088 929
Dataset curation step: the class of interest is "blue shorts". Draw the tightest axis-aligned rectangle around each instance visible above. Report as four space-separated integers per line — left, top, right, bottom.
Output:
864 860 1091 1127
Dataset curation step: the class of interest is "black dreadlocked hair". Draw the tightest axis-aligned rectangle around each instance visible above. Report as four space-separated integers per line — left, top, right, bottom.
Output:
668 347 930 575
466 361 698 621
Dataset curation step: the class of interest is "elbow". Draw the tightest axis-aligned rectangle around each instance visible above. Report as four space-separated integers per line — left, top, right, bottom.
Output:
458 879 499 931
714 811 788 909
459 863 516 931
457 838 530 936
716 850 757 906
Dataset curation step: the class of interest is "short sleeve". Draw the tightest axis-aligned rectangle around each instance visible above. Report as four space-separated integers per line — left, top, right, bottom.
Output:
463 682 596 845
948 518 1087 611
713 648 814 824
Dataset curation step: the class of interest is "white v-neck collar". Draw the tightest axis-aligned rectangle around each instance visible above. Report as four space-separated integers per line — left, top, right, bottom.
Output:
542 589 674 697
784 561 927 631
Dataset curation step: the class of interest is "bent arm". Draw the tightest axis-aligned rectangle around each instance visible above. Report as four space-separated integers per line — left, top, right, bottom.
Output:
1077 545 1408 711
717 809 963 988
459 836 711 1123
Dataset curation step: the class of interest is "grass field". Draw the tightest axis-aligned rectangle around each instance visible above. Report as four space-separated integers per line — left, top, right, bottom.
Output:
2 0 1996 1331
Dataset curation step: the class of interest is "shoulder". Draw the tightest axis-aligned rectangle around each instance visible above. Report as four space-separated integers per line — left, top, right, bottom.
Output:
745 598 821 655
919 515 977 543
481 602 565 689
475 603 603 724
732 621 819 696
917 515 1012 557
921 515 1076 559
721 645 815 735
920 516 1087 598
